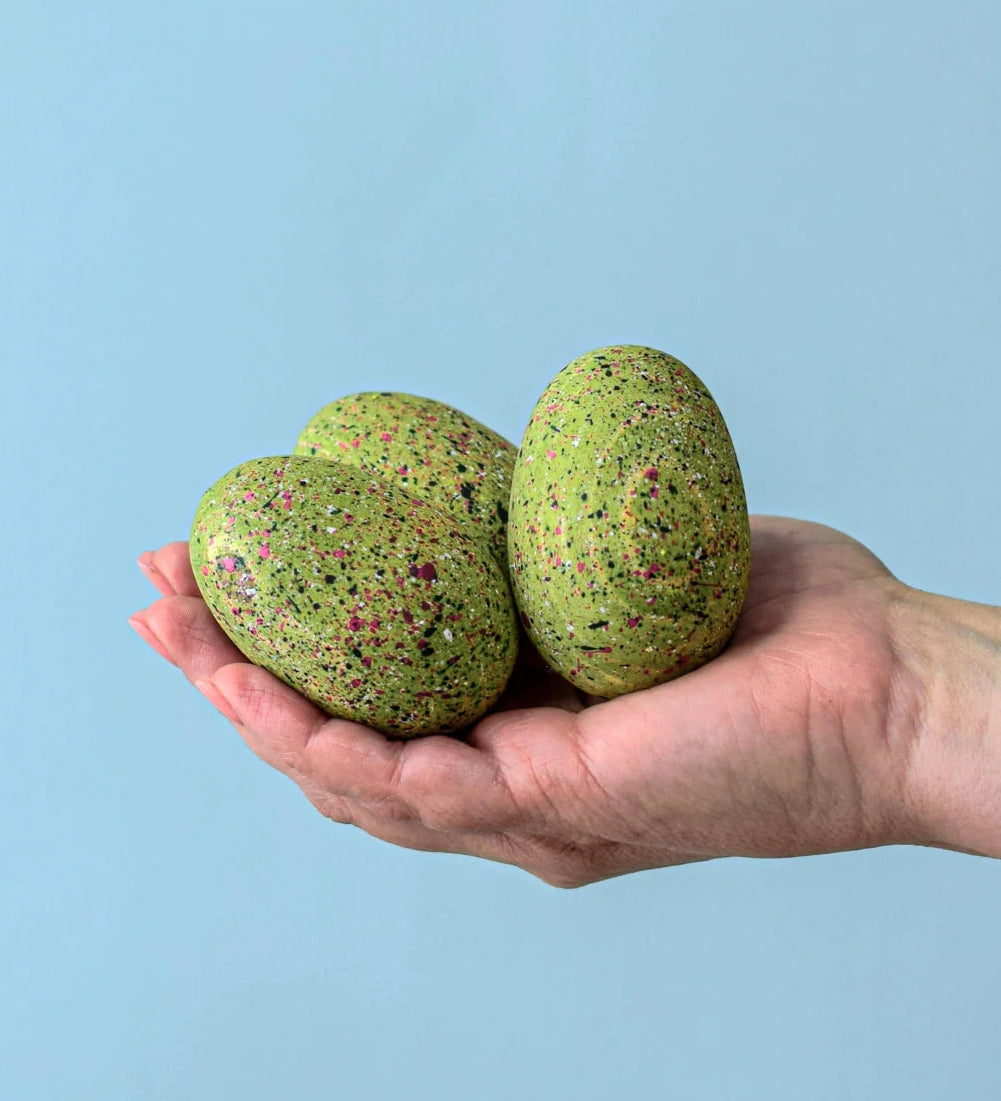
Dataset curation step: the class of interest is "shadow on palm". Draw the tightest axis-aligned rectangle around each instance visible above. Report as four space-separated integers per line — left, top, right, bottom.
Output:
133 517 911 880
472 513 898 737
451 514 903 869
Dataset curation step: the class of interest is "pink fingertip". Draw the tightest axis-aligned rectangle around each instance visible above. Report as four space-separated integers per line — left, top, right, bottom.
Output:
128 614 177 666
194 678 244 727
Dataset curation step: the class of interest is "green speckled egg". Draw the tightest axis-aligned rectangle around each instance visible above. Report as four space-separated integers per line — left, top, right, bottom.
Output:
294 393 517 568
190 455 518 737
508 345 750 698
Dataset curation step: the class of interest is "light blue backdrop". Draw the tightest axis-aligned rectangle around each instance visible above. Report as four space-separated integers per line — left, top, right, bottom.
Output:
3 1 999 1097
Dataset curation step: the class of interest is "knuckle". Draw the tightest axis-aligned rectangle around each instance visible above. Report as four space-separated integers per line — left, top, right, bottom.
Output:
529 840 603 890
304 789 353 825
390 753 466 831
322 804 355 826
536 866 590 890
504 755 563 823
368 797 416 823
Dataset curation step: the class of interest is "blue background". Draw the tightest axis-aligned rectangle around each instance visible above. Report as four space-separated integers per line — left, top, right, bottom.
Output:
3 1 1000 1097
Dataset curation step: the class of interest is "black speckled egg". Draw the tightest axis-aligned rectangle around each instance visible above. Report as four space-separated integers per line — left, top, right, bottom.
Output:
190 455 518 737
508 345 750 697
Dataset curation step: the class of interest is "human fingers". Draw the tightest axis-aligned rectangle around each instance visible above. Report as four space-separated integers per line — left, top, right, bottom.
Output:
289 764 677 887
137 551 175 597
464 705 631 845
204 660 526 835
130 594 247 681
196 660 701 884
137 542 200 597
127 592 504 850
131 592 613 852
294 774 529 866
129 593 549 835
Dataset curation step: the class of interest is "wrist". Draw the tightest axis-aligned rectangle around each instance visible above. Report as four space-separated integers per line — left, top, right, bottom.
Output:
890 584 1001 857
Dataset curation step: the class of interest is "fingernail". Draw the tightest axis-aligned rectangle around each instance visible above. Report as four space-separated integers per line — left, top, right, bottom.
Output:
135 550 160 585
195 677 244 727
138 552 177 597
128 614 177 666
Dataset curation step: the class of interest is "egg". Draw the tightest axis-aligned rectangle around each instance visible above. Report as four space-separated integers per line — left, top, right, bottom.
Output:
508 345 750 697
294 392 517 569
190 455 518 737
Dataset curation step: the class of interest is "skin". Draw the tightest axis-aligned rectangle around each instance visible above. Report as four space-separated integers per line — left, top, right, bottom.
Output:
129 515 1001 886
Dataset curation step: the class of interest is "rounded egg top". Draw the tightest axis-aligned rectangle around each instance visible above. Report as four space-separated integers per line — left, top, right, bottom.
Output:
295 392 516 569
508 345 750 698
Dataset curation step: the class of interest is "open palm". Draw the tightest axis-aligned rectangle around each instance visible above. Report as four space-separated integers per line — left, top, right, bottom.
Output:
132 516 921 886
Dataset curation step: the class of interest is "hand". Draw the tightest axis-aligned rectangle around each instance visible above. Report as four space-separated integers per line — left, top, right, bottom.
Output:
129 516 997 886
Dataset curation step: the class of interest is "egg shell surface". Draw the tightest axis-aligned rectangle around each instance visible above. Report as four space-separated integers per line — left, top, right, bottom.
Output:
508 345 750 697
295 392 516 569
190 455 518 737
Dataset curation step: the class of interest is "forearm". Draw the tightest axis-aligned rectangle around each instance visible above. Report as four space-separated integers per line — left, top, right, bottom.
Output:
891 585 1001 857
